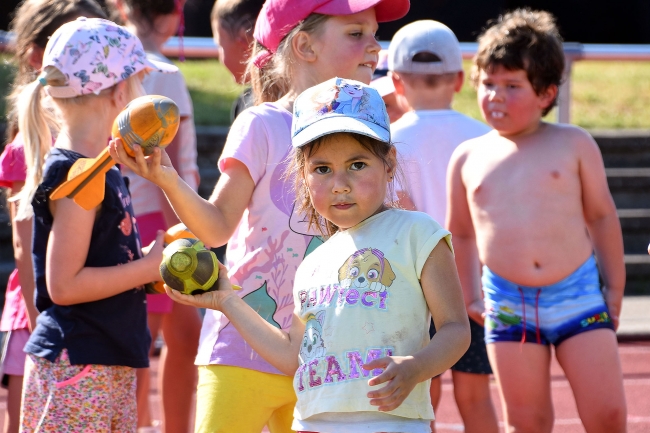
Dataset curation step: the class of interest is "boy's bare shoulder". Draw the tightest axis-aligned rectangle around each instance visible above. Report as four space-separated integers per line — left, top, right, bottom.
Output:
451 129 497 160
543 122 601 155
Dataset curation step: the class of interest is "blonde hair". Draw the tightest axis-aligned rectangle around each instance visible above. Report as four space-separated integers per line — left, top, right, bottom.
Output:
246 13 331 105
286 133 401 236
6 0 107 142
13 67 145 219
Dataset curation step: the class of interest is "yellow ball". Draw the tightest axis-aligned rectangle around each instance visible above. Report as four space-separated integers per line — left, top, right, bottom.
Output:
112 95 180 157
159 239 219 296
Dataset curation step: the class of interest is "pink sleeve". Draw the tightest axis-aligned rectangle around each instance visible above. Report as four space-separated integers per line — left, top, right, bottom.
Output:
218 107 269 185
0 133 27 188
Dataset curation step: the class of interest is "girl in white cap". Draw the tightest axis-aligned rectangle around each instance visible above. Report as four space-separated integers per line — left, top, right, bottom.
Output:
111 1 409 432
163 77 471 433
15 17 174 431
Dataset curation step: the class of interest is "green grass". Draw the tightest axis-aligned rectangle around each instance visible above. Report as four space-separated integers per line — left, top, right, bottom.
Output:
0 56 16 122
172 59 245 126
2 55 650 128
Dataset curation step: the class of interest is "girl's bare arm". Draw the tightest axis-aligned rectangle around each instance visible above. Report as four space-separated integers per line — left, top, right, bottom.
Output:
46 197 164 305
109 139 254 248
364 240 470 412
165 262 304 375
9 181 38 331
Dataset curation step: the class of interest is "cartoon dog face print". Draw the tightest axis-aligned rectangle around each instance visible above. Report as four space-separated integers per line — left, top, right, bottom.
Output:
299 311 327 363
338 248 396 293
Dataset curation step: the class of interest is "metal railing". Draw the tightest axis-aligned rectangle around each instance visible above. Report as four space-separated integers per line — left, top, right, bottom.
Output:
3 31 650 123
162 39 650 124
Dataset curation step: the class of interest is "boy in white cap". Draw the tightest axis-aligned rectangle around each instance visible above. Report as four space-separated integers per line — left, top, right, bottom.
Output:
388 20 498 433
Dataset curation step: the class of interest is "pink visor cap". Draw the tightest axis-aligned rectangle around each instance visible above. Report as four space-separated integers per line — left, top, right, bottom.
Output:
253 0 410 68
41 17 177 98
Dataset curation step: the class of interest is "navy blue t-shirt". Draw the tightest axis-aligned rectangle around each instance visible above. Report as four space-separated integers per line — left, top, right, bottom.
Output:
25 148 151 368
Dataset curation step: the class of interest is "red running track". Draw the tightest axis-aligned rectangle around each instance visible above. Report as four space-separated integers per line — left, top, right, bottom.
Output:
434 341 650 433
1 341 648 432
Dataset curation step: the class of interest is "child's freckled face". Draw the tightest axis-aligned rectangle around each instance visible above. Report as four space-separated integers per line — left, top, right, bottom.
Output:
305 133 392 230
477 65 552 136
311 9 381 85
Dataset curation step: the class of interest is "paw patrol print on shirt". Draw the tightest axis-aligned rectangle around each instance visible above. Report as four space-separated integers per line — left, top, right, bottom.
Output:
297 247 394 315
295 248 395 393
300 311 327 363
338 248 396 293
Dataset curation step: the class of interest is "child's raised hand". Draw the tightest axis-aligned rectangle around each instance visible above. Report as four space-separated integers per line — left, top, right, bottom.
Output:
164 261 238 312
108 137 177 189
467 298 486 325
363 356 421 412
604 287 622 331
142 230 166 282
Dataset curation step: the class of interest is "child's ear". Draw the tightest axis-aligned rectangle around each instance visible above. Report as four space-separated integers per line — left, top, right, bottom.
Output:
237 26 253 46
539 84 558 111
454 70 465 93
386 146 397 179
112 0 129 23
27 44 45 71
389 72 405 96
111 80 129 109
292 31 317 63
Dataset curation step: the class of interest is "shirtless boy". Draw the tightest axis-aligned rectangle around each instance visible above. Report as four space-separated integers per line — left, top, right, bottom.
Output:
447 9 627 433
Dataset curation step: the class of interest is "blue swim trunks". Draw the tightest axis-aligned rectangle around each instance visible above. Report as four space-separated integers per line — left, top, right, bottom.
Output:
483 256 614 346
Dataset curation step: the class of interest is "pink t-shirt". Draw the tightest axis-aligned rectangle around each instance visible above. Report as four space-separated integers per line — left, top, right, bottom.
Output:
195 102 317 374
0 133 31 331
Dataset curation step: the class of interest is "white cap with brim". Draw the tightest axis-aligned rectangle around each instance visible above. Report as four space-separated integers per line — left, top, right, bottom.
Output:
292 113 390 149
388 20 463 75
292 77 391 148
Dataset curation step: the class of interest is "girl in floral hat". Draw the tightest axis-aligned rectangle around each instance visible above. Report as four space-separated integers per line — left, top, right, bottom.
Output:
0 2 106 432
16 17 175 431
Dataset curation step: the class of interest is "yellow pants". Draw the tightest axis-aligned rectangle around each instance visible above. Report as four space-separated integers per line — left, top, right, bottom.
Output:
195 365 296 433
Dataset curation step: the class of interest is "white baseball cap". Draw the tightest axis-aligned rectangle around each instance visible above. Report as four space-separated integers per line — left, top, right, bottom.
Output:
388 20 462 74
292 77 390 148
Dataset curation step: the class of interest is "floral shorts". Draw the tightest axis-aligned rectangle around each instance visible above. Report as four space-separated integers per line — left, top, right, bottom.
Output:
20 349 137 432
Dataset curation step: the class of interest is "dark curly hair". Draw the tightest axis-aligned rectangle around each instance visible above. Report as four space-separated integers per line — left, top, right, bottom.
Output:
471 9 565 116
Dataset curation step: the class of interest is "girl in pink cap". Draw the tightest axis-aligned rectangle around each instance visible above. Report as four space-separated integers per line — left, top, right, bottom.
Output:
111 1 409 432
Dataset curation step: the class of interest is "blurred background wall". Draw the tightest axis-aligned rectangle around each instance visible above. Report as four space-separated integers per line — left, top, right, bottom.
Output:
2 0 650 43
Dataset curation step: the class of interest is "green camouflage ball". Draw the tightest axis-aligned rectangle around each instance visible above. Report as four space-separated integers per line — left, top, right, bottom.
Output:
159 238 219 295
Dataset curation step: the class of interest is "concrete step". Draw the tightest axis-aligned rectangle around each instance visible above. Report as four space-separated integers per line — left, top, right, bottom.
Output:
619 209 650 254
607 176 650 209
595 130 650 168
617 295 650 340
624 254 650 295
